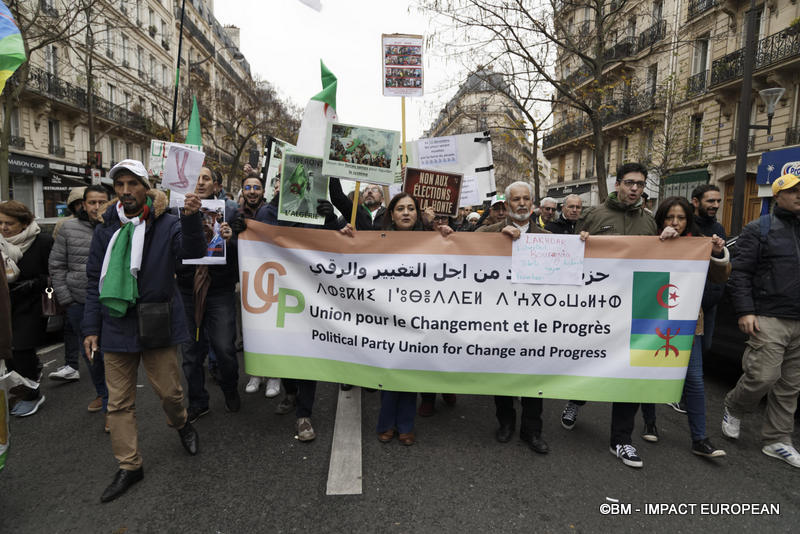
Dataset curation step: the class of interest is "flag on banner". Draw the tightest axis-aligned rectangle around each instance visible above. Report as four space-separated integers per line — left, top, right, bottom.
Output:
0 2 26 96
629 271 701 367
295 61 338 157
186 96 202 147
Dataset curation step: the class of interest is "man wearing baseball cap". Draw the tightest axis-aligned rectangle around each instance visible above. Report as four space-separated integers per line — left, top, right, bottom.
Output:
723 173 800 468
82 159 208 501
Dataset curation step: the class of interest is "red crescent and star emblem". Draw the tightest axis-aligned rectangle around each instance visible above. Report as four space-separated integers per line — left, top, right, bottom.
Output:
656 284 679 309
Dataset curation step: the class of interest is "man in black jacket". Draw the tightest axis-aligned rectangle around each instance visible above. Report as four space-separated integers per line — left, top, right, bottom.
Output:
545 194 582 234
722 174 800 468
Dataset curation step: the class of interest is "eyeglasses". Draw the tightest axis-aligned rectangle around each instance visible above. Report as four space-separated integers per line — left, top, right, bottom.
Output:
243 185 262 191
621 180 646 189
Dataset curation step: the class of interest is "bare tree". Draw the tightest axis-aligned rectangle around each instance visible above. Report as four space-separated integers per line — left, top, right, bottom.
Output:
419 0 673 201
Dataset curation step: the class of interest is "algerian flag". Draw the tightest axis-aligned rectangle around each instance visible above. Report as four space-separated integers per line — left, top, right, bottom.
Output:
186 96 202 147
0 2 26 96
344 138 361 154
629 271 706 368
287 162 309 196
295 60 338 157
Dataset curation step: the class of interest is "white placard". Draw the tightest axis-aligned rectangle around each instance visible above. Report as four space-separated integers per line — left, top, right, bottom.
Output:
459 174 481 207
169 193 226 265
418 136 457 167
148 140 201 179
163 145 205 194
382 34 424 97
511 234 585 285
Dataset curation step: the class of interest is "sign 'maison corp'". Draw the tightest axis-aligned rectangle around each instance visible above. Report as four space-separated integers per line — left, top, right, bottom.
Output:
238 222 711 403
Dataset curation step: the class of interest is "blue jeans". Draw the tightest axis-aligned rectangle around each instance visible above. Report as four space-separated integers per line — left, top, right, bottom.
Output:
180 290 239 410
684 335 706 441
377 391 417 434
66 303 108 410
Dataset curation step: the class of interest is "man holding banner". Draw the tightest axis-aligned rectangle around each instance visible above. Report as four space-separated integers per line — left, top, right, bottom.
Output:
568 162 658 468
477 181 551 454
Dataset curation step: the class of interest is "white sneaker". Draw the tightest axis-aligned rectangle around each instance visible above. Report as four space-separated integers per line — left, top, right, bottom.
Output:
721 406 740 439
48 365 79 381
762 442 800 468
245 376 262 394
265 378 281 398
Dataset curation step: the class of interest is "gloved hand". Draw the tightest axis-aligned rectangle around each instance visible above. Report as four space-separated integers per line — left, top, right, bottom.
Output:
316 199 335 219
230 214 247 235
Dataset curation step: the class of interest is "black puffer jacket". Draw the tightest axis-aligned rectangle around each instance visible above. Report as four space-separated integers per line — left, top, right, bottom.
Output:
728 207 800 319
695 214 727 310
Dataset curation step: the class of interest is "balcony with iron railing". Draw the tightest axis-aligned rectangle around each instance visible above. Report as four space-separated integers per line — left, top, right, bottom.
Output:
710 28 800 87
785 127 800 146
603 36 636 61
25 66 153 135
637 20 666 51
729 136 756 155
686 70 708 98
9 135 25 149
49 144 66 157
687 0 717 20
565 64 593 87
543 93 661 150
180 9 216 57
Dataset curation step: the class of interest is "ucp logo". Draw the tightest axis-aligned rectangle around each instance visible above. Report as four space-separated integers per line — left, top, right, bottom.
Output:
241 261 305 327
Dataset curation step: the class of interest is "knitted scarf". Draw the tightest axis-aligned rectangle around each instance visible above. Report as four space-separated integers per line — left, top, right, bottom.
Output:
1 221 40 284
99 198 151 317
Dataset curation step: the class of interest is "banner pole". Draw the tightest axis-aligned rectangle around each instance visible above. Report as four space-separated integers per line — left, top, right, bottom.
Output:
350 182 361 227
401 96 407 169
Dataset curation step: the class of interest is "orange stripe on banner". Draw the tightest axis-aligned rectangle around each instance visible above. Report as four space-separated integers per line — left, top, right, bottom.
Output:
239 221 712 261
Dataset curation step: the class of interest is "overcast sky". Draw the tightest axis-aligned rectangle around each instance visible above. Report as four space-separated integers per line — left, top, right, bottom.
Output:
214 0 454 140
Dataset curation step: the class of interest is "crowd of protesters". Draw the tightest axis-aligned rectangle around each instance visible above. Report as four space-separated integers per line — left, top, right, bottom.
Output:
2 158 799 503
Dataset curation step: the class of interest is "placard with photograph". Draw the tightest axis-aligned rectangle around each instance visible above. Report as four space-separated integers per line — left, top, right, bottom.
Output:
278 152 329 225
322 122 401 185
403 167 463 217
148 139 201 180
169 193 226 265
382 34 424 97
263 136 295 202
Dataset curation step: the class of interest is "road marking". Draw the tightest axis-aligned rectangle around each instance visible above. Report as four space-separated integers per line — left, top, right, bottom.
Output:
326 387 362 495
36 343 64 357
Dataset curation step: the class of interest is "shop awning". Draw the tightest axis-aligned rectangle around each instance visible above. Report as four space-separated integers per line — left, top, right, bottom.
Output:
757 146 800 185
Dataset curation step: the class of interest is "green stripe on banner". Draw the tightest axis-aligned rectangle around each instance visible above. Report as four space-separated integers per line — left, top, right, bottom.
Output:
630 333 694 351
245 352 686 403
632 271 669 320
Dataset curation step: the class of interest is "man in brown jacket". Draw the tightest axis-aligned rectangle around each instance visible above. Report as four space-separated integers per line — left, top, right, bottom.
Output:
477 181 550 454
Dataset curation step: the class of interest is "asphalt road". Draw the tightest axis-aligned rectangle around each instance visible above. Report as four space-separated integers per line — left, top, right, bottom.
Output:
1 345 797 533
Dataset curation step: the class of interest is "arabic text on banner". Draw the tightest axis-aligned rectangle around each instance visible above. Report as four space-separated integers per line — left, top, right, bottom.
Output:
238 224 711 403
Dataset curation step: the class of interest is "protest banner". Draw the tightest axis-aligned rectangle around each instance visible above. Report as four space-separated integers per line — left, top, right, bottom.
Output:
403 167 463 217
512 234 585 286
148 139 201 180
322 122 400 185
162 145 205 194
169 193 226 265
238 223 711 403
382 34 424 97
406 131 496 205
278 152 329 225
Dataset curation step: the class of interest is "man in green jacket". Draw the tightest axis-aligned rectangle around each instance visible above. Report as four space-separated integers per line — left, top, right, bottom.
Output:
561 162 657 468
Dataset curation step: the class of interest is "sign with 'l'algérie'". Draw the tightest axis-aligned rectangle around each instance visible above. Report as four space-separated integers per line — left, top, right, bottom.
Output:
238 223 711 403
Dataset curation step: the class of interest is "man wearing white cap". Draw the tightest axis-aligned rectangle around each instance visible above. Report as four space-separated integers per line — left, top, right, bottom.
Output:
723 173 800 468
82 159 207 501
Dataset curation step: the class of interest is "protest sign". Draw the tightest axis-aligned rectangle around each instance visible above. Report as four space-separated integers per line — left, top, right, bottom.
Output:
263 137 295 202
239 224 711 403
406 131 495 205
148 139 201 180
403 167 463 217
169 193 227 265
278 152 329 225
323 122 400 185
512 234 585 285
163 145 205 194
382 34 424 97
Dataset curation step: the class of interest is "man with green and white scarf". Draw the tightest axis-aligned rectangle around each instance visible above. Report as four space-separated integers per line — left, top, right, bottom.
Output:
82 159 206 503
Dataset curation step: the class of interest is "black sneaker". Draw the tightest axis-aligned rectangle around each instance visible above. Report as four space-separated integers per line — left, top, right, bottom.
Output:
561 401 580 430
641 422 659 443
610 443 643 468
692 438 726 458
224 390 241 413
187 406 209 424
